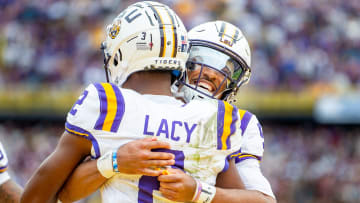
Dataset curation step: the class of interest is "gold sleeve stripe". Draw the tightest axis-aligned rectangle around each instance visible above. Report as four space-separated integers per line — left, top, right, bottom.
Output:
102 83 118 132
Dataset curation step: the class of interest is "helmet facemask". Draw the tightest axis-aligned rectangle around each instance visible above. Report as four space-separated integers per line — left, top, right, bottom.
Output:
177 42 250 102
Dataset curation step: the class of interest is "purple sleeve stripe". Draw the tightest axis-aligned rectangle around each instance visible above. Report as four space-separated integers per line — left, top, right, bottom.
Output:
217 101 225 150
240 111 252 135
0 164 8 173
65 122 101 158
257 123 264 138
110 83 124 133
94 83 108 131
221 159 230 173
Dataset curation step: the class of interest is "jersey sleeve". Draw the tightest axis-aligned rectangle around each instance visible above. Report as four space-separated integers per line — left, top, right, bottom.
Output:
66 83 99 133
236 159 275 198
216 100 243 151
233 110 264 163
65 82 125 158
0 142 10 185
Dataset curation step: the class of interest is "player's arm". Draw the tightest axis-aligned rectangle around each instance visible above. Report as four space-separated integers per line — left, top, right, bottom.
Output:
0 180 22 203
213 159 276 203
58 137 176 202
58 158 104 203
232 112 276 202
159 159 275 203
232 159 276 203
20 131 92 203
158 158 244 202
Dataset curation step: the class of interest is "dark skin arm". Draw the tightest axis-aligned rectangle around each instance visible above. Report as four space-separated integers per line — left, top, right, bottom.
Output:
159 159 276 203
0 180 22 203
20 132 92 203
58 137 175 202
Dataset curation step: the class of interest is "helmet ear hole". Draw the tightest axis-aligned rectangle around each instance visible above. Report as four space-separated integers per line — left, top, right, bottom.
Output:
114 53 119 66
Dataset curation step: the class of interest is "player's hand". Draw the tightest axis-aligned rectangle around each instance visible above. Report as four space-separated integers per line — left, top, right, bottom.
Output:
116 137 175 176
158 168 197 202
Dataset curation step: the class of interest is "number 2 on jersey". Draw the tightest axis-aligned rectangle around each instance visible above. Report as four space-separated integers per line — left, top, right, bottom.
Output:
70 90 89 116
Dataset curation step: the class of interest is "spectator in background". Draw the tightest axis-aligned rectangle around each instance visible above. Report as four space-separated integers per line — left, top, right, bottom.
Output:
1 0 359 91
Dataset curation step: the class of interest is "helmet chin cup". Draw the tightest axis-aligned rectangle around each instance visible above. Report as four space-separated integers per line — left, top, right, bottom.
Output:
179 84 215 103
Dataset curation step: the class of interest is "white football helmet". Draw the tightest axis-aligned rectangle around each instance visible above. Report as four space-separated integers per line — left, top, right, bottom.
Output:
101 1 189 86
177 21 251 103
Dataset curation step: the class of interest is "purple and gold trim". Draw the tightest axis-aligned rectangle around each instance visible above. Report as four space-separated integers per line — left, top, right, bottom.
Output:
145 2 166 57
231 152 262 164
238 109 252 135
65 122 100 158
0 164 8 173
164 7 177 58
217 101 238 150
94 83 124 133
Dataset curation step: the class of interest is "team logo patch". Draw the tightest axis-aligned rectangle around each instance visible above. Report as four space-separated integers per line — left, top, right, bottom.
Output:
220 37 234 47
178 35 187 52
108 19 121 39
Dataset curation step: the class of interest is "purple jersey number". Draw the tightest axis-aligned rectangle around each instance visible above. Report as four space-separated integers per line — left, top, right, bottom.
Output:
138 149 184 203
70 90 89 116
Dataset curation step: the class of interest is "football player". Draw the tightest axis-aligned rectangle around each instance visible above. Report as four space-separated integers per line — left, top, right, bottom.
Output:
164 21 276 202
21 2 245 203
57 22 276 203
0 141 22 203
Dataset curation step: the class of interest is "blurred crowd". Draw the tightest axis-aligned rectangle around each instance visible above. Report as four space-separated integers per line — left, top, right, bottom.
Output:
262 124 360 203
1 1 360 202
1 122 359 203
1 0 360 92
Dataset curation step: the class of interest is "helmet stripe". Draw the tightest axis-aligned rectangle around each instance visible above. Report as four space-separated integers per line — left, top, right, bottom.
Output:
145 3 166 57
164 8 178 58
218 21 226 38
231 29 239 45
144 10 154 26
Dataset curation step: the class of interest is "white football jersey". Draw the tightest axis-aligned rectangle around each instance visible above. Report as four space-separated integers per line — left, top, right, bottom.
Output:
0 141 10 185
230 110 275 199
231 110 264 163
65 83 243 203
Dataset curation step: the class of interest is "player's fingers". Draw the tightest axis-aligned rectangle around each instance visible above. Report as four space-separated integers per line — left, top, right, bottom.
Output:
147 152 175 160
145 140 172 149
141 137 157 142
159 181 178 190
166 168 182 174
139 168 163 176
142 160 175 167
158 174 181 182
159 187 178 201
